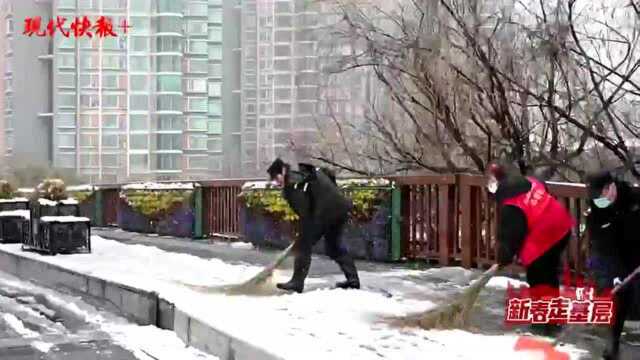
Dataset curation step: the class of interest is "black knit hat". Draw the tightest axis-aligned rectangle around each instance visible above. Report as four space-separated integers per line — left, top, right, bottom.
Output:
267 158 287 180
585 170 614 199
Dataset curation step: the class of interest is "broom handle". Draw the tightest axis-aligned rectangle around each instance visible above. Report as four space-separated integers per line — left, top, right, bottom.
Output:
612 263 640 295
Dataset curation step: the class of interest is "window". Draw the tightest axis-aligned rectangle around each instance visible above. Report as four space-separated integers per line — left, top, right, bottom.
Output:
131 75 149 91
80 154 98 167
58 133 75 148
102 94 122 109
130 0 150 12
102 134 118 148
157 55 180 72
130 134 148 149
103 154 118 167
102 75 118 89
157 0 182 13
56 154 75 168
275 45 291 57
130 115 148 131
131 37 149 52
80 114 98 128
157 95 182 111
185 78 206 92
80 133 98 147
186 97 207 112
276 16 292 27
208 100 222 116
188 156 208 169
187 59 207 73
209 156 222 171
130 94 149 111
188 39 207 54
130 56 150 71
188 135 207 149
208 119 222 134
58 54 76 68
157 115 182 131
208 27 222 42
58 73 75 88
208 82 221 97
158 154 180 170
209 8 222 23
130 154 148 172
207 137 222 152
158 75 181 92
275 30 292 43
157 17 181 32
130 17 150 35
187 20 207 35
58 35 74 49
157 134 182 150
188 117 207 130
186 2 207 16
157 37 182 52
209 46 222 59
102 115 119 129
80 74 98 89
58 0 76 9
57 113 75 128
59 93 76 109
209 63 222 78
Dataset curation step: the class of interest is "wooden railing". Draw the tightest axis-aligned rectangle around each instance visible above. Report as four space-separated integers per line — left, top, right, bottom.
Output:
88 175 590 270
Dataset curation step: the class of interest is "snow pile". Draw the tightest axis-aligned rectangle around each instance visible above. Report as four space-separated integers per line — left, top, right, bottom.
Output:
229 241 254 250
0 271 219 360
0 210 30 219
40 216 90 223
17 188 34 194
122 182 197 191
0 197 29 203
0 237 589 360
38 198 79 206
487 276 529 290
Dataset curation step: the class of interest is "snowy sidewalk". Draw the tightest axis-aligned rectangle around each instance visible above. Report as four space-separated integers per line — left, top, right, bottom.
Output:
0 234 604 359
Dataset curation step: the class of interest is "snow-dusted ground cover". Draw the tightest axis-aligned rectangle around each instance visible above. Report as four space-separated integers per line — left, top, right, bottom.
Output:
0 237 589 360
0 270 217 360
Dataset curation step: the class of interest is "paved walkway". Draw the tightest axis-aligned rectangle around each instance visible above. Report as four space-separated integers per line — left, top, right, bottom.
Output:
91 227 640 359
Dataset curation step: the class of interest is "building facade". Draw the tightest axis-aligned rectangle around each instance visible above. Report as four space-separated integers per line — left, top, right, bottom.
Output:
49 0 235 183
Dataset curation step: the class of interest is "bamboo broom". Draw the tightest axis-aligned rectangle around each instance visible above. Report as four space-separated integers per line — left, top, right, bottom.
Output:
391 264 500 330
225 242 295 295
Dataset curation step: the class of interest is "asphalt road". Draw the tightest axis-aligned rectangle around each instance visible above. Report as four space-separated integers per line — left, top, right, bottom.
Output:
0 276 139 360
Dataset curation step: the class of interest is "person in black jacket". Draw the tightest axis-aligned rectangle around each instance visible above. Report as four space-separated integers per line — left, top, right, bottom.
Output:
267 158 360 293
586 170 640 360
488 164 573 337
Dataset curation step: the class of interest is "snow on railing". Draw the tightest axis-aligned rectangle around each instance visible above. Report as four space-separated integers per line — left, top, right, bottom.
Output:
0 197 29 203
122 182 198 191
67 184 97 192
0 210 30 219
241 178 390 191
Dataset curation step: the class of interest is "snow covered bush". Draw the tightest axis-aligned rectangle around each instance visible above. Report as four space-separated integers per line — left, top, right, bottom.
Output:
66 185 95 204
239 178 390 223
120 189 193 220
37 179 67 201
0 180 15 200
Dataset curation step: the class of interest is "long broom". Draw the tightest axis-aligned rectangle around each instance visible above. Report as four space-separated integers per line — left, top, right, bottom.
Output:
390 264 500 329
225 242 295 295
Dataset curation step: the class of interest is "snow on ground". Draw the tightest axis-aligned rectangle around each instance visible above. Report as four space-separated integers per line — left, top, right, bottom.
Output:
0 270 218 360
0 238 589 360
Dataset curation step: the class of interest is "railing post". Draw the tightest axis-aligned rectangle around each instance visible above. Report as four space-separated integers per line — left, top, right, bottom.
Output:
194 186 204 239
95 188 104 227
459 176 473 268
438 184 451 265
390 183 402 261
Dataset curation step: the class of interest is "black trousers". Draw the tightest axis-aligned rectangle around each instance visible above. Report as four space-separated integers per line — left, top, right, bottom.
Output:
526 232 571 296
288 213 358 285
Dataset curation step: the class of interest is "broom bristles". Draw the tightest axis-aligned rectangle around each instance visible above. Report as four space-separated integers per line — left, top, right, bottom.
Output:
391 264 499 330
225 242 295 295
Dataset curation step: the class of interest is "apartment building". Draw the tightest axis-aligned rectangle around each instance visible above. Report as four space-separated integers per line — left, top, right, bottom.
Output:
48 0 234 183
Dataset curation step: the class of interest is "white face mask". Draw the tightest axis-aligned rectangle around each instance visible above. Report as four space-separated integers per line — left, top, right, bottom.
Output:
487 179 498 194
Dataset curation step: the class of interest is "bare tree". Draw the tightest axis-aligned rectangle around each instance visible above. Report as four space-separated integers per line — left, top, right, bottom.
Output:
310 0 640 180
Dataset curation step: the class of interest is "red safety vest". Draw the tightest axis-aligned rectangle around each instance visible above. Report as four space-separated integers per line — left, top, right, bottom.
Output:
502 177 575 267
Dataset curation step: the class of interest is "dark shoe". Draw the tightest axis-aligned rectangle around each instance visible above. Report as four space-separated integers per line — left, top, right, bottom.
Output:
277 255 310 294
334 253 360 289
276 281 304 293
529 324 562 338
602 348 619 360
335 279 360 289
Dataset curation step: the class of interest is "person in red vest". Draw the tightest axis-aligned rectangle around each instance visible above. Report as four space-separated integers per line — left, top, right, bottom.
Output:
488 163 574 336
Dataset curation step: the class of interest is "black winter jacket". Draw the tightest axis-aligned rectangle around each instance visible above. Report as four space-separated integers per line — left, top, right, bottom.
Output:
496 176 534 266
